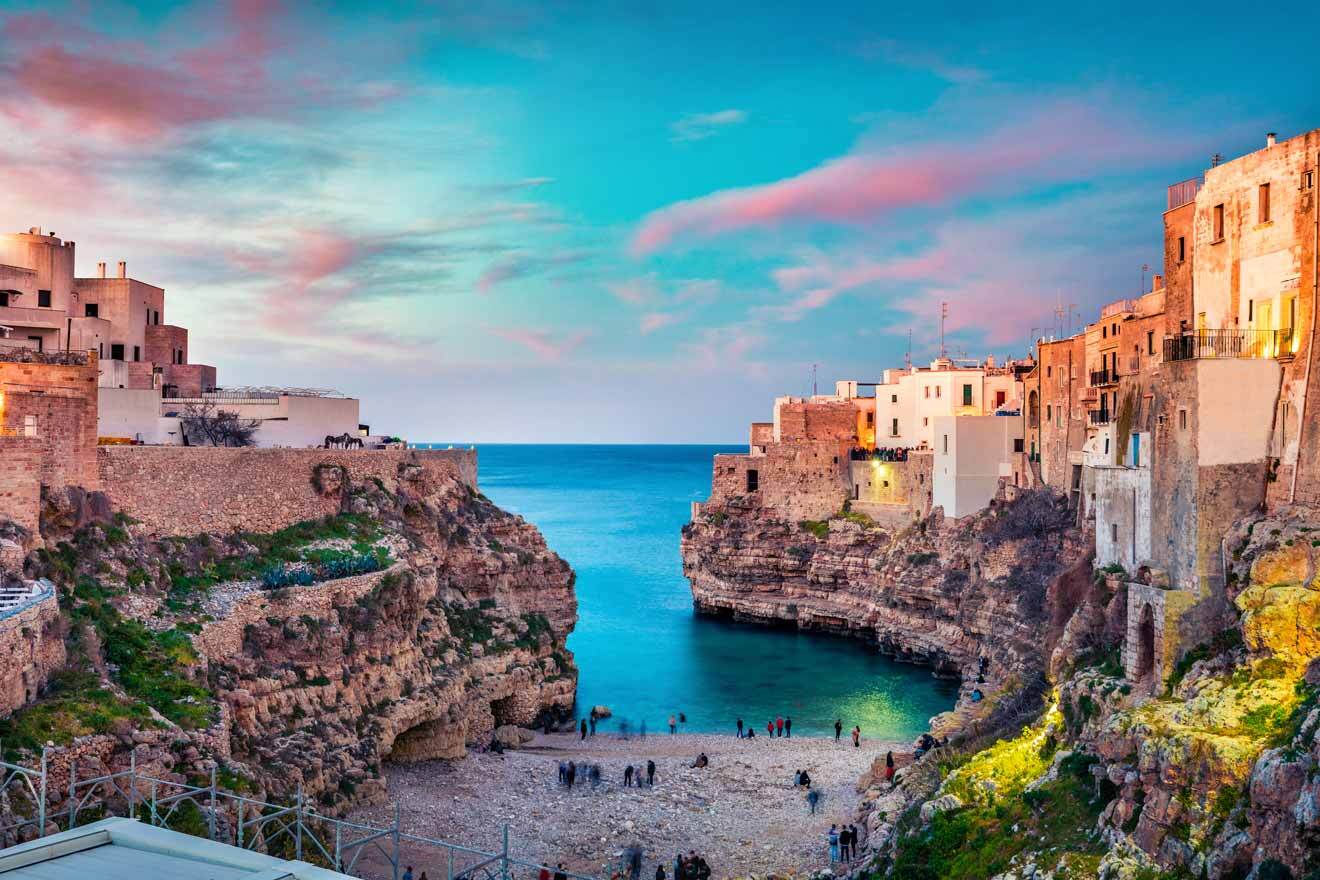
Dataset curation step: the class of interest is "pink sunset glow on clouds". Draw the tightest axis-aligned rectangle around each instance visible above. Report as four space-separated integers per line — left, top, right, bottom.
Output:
630 102 1161 255
490 326 592 361
0 2 399 140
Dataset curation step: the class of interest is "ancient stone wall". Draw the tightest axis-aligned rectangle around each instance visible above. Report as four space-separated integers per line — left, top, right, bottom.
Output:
97 447 478 536
1034 335 1086 491
709 441 849 522
0 591 64 715
0 438 41 534
0 352 99 491
776 400 860 443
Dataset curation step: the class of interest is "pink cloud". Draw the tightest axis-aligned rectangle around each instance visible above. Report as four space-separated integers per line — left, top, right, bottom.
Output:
490 326 591 361
640 312 678 334
607 276 659 305
630 102 1160 255
0 2 400 141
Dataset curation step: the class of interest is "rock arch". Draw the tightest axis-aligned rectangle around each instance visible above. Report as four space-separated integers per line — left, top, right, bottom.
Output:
1135 602 1155 681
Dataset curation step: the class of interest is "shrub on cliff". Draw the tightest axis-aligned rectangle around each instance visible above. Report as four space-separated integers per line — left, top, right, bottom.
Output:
985 491 1072 544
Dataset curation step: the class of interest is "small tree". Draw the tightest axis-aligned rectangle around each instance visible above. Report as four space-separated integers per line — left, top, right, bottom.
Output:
179 402 260 447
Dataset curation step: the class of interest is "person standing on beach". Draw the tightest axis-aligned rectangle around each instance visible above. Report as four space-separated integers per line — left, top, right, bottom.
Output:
647 759 656 786
851 725 861 748
785 716 792 738
567 761 577 788
840 825 852 860
558 761 567 785
766 719 774 737
581 718 588 740
828 825 840 862
589 715 597 736
806 787 820 814
624 764 634 787
668 714 677 734
775 716 784 737
849 824 861 859
834 719 843 742
655 864 666 880
736 718 743 738
885 750 896 784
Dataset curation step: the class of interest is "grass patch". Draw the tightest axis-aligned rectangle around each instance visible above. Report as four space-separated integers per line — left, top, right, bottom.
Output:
799 520 829 539
0 670 159 760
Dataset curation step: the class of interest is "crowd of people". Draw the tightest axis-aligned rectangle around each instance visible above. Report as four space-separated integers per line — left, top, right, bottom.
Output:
826 824 863 863
849 446 912 461
557 759 658 789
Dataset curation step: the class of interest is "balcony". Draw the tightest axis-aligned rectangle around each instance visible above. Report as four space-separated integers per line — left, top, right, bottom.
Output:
1089 368 1118 387
1167 177 1203 211
1163 329 1294 362
1089 409 1112 426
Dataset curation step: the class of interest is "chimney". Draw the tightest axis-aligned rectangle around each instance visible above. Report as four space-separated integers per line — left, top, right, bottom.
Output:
1267 132 1277 148
96 262 106 279
116 261 127 279
1152 273 1163 293
28 227 41 235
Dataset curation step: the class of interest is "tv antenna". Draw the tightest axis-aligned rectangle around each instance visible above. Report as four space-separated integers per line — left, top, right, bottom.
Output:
1140 263 1150 295
905 329 912 370
811 363 818 397
939 302 948 359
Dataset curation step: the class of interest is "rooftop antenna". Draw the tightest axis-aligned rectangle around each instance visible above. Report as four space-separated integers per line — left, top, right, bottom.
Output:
1067 303 1078 336
811 363 818 397
1053 291 1066 339
939 301 948 359
905 329 912 370
1140 263 1150 295
1211 152 1223 168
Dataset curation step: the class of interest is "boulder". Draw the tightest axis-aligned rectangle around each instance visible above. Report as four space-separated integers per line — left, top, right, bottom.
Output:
919 793 962 822
590 705 612 719
493 725 535 749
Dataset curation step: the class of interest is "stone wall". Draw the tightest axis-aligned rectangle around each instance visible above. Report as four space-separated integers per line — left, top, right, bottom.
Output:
0 591 64 715
0 351 99 491
776 400 859 443
1122 582 1196 691
709 441 849 522
97 447 478 537
0 438 42 535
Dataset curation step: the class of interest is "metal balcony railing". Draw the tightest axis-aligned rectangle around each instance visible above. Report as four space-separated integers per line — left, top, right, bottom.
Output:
1167 177 1203 210
1163 329 1292 362
1089 368 1118 387
1089 409 1112 426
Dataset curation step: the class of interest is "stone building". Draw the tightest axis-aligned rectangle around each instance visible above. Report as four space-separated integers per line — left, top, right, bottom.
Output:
1019 334 1086 497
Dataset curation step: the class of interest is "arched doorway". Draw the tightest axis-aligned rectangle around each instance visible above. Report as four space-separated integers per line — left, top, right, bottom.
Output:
1028 390 1040 423
1135 603 1155 680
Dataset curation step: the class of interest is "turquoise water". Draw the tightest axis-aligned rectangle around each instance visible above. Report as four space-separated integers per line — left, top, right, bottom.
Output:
447 444 958 740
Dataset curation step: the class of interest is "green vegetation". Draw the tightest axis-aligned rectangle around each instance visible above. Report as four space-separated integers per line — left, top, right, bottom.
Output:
1167 629 1242 693
0 670 158 760
516 612 554 649
907 551 938 565
260 550 386 589
799 519 830 539
443 602 496 647
888 733 1108 880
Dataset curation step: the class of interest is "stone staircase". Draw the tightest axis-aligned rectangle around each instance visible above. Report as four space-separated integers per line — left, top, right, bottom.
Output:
0 580 52 621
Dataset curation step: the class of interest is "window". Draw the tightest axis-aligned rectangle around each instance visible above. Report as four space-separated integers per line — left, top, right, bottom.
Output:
935 386 941 398
1213 203 1225 240
1102 325 1107 339
110 343 125 361
922 417 928 426
1147 330 1155 355
962 384 973 406
1046 366 1052 378
891 394 898 403
942 434 948 453
865 412 874 427
28 335 42 352
995 390 1006 407
1104 437 1110 454
37 289 51 308
924 386 930 399
1177 236 1186 262
746 469 759 492
23 415 36 438
1111 523 1118 543
1259 183 1271 223
1304 170 1315 191
132 345 140 362
1179 409 1187 430
85 303 99 318
0 291 7 306
891 418 899 437
1047 404 1053 421
1013 438 1024 453
153 310 160 325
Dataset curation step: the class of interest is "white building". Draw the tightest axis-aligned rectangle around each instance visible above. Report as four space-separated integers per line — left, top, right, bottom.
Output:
99 387 362 447
932 414 1024 518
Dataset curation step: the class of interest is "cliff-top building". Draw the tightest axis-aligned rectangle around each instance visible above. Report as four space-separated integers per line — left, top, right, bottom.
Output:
0 227 364 448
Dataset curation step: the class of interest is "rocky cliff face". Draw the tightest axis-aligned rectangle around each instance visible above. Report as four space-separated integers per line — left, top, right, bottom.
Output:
682 492 1094 716
0 462 577 819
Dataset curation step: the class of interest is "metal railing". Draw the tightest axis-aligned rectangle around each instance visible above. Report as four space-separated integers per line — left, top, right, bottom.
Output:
1163 328 1290 362
1089 409 1111 426
1089 369 1117 387
1167 177 1202 211
0 580 54 623
0 751 597 880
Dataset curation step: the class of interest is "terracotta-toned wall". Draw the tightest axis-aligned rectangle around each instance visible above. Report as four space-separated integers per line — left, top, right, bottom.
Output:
98 447 478 537
776 400 860 443
163 363 216 397
0 591 64 715
1163 201 1197 336
1034 335 1085 490
0 438 42 533
0 351 99 491
708 441 849 522
144 323 187 366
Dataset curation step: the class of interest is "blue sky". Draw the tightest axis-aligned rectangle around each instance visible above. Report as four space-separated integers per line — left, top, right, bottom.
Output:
2 0 1318 441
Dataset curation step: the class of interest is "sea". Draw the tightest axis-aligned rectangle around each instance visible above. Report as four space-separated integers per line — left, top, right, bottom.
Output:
422 443 958 740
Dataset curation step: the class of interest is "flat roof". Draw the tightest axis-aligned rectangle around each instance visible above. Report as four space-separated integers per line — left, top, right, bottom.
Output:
0 817 354 880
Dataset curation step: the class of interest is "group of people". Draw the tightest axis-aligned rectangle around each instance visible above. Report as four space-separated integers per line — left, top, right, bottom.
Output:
849 446 912 462
834 718 863 747
827 824 862 863
557 760 657 789
668 850 712 880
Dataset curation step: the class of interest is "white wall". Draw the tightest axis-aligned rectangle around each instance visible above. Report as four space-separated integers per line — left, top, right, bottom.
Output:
1094 464 1152 572
1195 359 1280 466
932 415 1023 518
99 388 172 443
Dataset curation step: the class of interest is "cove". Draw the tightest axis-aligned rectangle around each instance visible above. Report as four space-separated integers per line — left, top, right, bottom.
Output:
459 444 958 739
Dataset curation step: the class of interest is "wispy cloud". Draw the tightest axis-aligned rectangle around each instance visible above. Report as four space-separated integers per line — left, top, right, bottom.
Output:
640 312 679 334
476 250 591 293
490 326 592 361
631 99 1167 255
670 109 748 143
856 38 987 84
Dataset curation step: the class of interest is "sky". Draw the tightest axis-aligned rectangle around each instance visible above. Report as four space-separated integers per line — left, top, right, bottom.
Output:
2 1 1318 442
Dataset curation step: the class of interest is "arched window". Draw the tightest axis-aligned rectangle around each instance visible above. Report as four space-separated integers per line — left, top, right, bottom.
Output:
1028 390 1040 422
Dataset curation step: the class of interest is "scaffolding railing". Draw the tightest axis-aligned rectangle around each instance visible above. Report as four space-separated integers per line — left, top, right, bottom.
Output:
0 750 597 880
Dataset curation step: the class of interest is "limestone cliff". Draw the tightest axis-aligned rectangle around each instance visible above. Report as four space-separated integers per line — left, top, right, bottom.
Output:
682 492 1094 723
0 460 577 818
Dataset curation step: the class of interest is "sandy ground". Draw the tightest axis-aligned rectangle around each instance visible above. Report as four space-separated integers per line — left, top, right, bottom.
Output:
349 731 905 879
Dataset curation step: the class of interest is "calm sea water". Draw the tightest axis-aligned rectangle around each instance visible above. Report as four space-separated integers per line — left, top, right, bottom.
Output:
427 444 957 740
